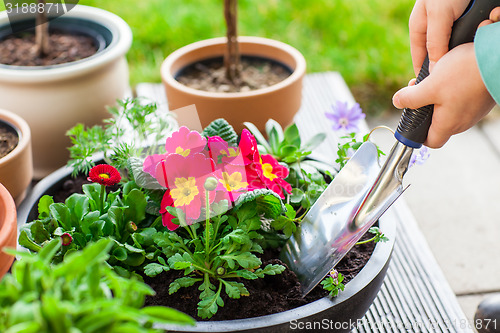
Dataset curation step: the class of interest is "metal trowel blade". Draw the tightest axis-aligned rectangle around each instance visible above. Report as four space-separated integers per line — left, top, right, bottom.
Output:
280 141 402 296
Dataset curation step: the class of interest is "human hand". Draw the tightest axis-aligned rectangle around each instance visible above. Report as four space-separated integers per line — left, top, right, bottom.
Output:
392 43 496 148
409 0 470 75
478 6 500 27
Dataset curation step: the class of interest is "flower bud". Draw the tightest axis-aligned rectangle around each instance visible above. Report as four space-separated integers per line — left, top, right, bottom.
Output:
204 177 218 191
127 221 138 233
61 233 73 246
329 269 339 283
216 266 226 276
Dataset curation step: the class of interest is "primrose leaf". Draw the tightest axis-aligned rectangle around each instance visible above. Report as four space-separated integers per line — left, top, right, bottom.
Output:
235 189 285 216
128 157 164 190
202 118 238 145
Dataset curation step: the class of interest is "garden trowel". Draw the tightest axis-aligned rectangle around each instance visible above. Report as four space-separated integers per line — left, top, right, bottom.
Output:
281 0 498 297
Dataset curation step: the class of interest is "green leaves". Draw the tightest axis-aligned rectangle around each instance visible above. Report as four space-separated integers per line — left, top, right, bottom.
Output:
320 271 345 298
202 118 238 145
66 98 176 175
128 157 164 190
168 277 201 294
0 239 194 332
19 180 154 275
244 119 326 164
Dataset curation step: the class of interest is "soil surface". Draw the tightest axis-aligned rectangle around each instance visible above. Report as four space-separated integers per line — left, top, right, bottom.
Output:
143 235 375 321
0 30 98 66
0 122 19 158
176 57 291 93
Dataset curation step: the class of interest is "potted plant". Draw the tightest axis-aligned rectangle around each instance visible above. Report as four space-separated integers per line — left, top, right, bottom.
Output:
0 4 133 178
161 0 306 133
0 108 32 204
0 238 194 331
17 99 395 332
0 183 16 279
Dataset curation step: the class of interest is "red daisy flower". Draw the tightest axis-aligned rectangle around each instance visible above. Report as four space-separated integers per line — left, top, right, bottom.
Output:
88 164 121 186
61 233 73 246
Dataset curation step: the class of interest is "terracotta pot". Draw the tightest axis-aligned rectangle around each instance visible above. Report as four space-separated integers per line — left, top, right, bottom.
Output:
0 5 132 179
161 37 306 133
0 109 33 204
0 183 17 279
17 160 396 333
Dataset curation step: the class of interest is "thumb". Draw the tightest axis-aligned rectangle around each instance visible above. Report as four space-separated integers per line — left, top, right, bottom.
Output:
392 80 435 110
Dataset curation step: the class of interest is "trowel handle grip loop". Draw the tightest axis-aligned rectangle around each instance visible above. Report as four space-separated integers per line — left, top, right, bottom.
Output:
395 0 499 148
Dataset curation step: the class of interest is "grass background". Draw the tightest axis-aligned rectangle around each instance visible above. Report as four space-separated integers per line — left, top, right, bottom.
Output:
2 0 417 114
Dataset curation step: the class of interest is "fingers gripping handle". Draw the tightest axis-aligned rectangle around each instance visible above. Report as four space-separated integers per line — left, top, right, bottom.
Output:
395 56 433 148
395 0 499 148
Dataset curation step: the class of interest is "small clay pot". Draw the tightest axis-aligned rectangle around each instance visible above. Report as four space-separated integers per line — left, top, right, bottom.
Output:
0 183 17 279
161 36 306 133
0 108 33 204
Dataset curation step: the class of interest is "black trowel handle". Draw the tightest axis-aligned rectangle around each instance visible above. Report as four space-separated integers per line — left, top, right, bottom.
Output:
395 0 499 148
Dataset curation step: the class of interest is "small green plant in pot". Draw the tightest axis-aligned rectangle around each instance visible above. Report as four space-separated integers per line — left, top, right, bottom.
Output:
0 238 193 332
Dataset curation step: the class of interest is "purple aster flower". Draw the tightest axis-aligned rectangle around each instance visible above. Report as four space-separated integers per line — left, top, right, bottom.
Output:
409 146 430 167
325 101 366 132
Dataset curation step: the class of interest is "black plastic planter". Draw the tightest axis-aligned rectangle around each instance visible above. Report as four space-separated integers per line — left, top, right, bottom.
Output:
17 161 396 333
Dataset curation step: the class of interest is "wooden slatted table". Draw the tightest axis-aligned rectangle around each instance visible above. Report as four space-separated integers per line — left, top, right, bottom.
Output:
135 72 473 333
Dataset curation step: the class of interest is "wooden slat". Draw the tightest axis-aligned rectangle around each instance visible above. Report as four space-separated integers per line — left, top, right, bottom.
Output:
134 73 473 333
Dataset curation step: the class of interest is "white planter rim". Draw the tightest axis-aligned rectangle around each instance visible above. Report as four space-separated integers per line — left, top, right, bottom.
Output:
0 5 132 82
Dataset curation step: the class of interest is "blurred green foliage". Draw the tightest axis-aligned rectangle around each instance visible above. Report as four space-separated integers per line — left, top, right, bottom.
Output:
1 0 416 113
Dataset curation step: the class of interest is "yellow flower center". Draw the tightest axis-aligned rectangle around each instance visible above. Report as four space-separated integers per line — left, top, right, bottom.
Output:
99 173 110 179
220 147 240 157
175 146 191 157
170 177 199 206
262 163 277 181
219 172 248 192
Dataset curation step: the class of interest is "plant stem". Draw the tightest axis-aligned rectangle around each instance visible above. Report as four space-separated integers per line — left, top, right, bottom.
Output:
36 0 50 56
205 190 211 256
355 236 376 245
223 0 240 85
99 184 106 214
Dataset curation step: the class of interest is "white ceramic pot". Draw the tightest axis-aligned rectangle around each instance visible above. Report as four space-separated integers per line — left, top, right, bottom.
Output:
0 5 132 178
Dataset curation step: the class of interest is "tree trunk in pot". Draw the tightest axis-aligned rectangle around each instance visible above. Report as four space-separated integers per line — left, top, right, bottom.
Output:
224 0 240 85
35 0 50 56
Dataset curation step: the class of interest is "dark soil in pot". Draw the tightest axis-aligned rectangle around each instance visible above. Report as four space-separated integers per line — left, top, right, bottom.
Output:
0 29 98 66
0 121 18 158
176 56 292 93
143 235 375 321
